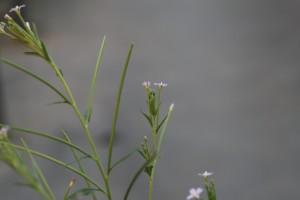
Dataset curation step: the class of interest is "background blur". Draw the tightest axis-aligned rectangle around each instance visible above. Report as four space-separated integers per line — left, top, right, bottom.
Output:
1 0 300 199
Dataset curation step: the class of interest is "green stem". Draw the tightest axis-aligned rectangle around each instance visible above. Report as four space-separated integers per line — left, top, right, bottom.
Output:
149 104 174 200
47 57 112 199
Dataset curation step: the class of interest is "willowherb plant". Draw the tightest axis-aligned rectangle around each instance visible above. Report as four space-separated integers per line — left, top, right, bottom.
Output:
0 4 217 200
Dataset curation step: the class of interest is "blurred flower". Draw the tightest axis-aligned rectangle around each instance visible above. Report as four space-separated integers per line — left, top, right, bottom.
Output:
4 14 11 20
25 22 31 30
142 81 151 88
0 126 9 140
9 5 26 13
154 82 168 88
198 171 214 178
169 103 175 111
187 187 203 200
0 24 4 32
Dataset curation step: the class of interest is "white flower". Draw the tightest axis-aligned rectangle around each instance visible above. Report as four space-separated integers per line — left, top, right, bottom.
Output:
198 171 214 178
9 5 26 13
4 14 11 19
0 24 4 31
142 81 151 88
25 22 31 30
187 187 203 200
169 103 175 111
154 82 168 88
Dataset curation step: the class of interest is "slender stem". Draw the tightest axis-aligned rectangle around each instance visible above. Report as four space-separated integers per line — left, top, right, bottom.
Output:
124 151 157 200
149 104 174 200
107 44 134 173
46 57 112 199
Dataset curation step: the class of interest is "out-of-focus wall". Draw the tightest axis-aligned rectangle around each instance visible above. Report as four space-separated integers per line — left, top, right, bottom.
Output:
1 1 300 199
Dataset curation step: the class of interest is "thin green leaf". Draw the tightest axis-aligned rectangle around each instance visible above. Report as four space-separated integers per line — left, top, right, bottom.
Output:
0 57 70 104
46 100 70 106
5 125 92 158
59 68 64 77
61 131 97 200
84 106 92 124
0 141 104 192
156 115 167 133
109 148 138 173
21 139 55 200
123 151 157 200
85 35 106 125
40 41 51 61
137 149 147 160
140 110 153 127
107 43 134 173
32 23 40 41
67 188 101 200
24 51 43 58
65 155 91 167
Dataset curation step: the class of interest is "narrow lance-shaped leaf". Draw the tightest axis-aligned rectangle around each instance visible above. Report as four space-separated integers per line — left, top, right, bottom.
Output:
156 115 167 133
140 110 153 128
85 35 106 125
109 147 138 173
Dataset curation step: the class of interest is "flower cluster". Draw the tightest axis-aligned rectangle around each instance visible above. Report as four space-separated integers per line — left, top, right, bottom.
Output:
0 5 49 61
187 171 216 200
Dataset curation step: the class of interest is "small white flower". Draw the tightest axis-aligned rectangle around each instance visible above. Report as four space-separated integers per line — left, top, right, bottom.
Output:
169 103 175 111
25 22 31 30
9 5 26 13
198 171 214 178
4 14 11 19
187 187 203 200
142 81 151 88
154 82 168 88
0 24 4 31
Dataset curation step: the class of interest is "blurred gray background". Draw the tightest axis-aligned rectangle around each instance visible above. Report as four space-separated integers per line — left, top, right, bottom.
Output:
1 0 300 199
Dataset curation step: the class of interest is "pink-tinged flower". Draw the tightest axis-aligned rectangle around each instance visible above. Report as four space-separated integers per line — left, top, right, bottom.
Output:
154 82 168 88
186 187 203 200
198 171 214 178
142 81 151 88
9 5 26 13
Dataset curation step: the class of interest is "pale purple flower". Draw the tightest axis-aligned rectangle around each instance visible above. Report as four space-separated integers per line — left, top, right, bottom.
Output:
142 81 151 88
9 5 26 13
198 171 214 178
187 187 203 200
154 82 168 88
